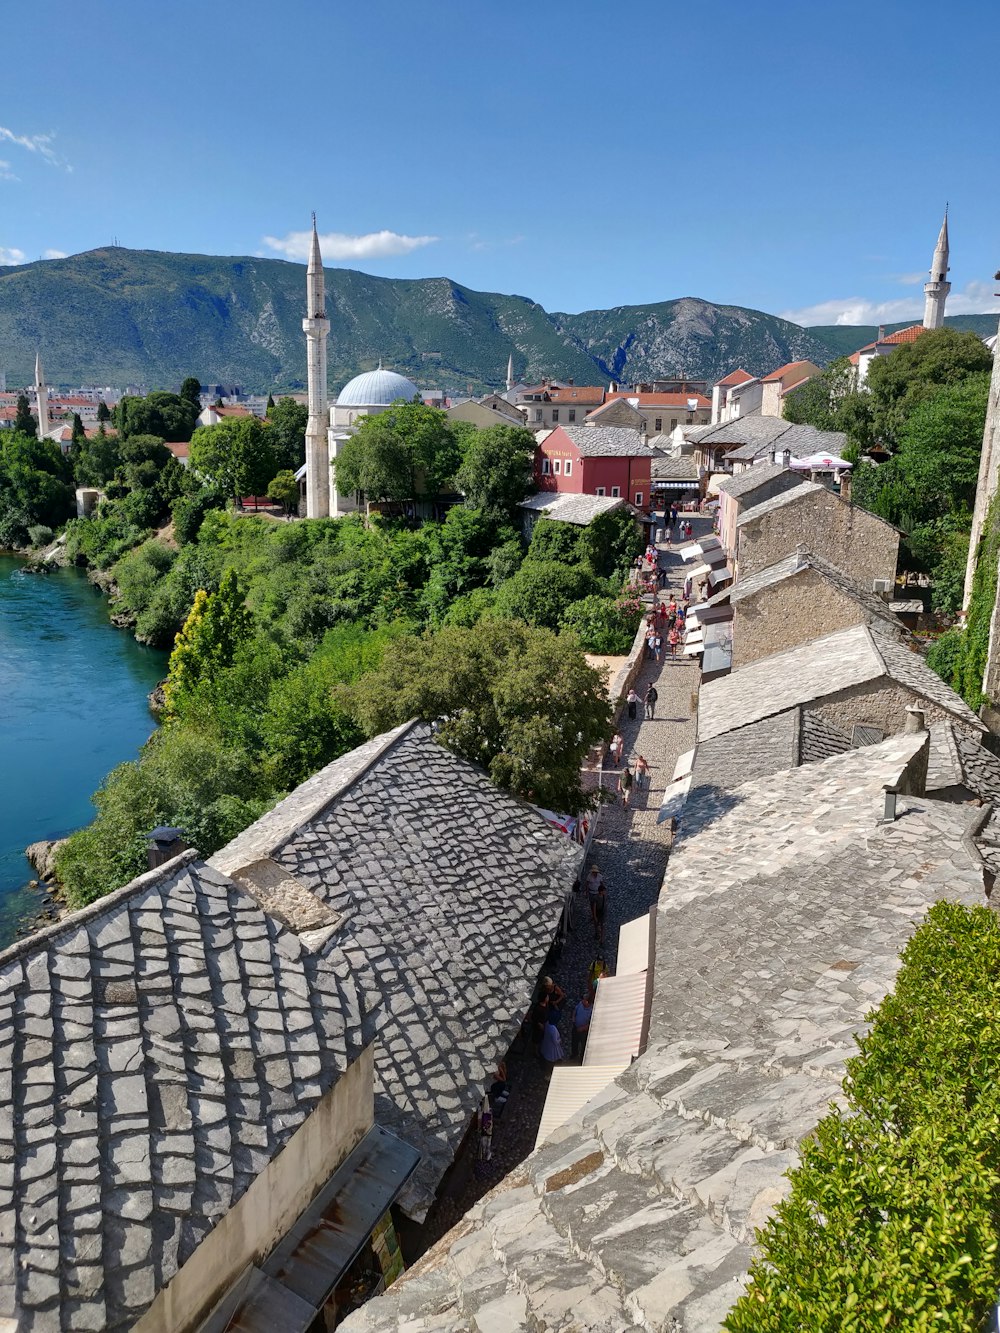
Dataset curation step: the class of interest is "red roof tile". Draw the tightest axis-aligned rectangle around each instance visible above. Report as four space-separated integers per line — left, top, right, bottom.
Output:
597 391 711 410
716 368 754 388
762 360 814 383
546 385 606 404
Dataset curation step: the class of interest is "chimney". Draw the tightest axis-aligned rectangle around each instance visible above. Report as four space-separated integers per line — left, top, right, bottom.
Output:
840 471 852 504
904 706 925 734
880 787 898 823
782 448 791 468
146 825 189 870
877 324 885 343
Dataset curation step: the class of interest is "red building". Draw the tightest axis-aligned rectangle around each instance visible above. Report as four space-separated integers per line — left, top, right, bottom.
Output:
535 425 661 509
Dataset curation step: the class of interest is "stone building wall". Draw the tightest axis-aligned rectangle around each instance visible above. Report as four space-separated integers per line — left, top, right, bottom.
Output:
811 678 982 741
963 318 1000 611
738 490 899 590
733 570 865 667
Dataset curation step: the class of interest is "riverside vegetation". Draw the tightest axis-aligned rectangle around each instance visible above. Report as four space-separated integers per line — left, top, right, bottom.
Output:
0 390 643 908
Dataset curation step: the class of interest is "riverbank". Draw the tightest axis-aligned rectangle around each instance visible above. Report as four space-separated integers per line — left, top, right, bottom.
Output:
0 556 166 946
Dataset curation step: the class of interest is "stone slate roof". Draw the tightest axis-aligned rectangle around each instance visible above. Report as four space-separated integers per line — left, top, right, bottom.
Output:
726 425 848 464
342 734 987 1333
926 723 1000 802
211 720 582 1221
690 707 854 798
716 462 800 500
517 492 627 525
0 851 367 1332
737 481 901 536
651 453 700 481
798 711 852 764
558 424 663 458
688 417 792 448
731 549 910 637
697 623 984 743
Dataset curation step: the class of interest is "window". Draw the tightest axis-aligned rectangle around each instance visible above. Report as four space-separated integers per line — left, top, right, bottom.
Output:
611 486 621 498
553 459 561 474
595 486 605 497
568 409 576 423
634 492 643 506
542 457 550 475
670 418 678 430
564 459 573 477
654 418 662 432
551 408 559 422
534 409 542 422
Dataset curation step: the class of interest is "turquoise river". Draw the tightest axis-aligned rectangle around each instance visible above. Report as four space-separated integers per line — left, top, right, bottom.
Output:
0 556 166 943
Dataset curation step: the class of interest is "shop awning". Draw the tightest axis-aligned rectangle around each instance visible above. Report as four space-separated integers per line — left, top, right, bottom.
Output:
198 1126 420 1333
683 639 704 656
687 562 713 579
659 773 692 824
617 908 655 977
583 970 652 1067
708 564 733 586
672 749 695 781
535 1064 629 1150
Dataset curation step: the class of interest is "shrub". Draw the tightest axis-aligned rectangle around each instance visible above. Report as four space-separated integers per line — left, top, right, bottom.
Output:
560 594 641 654
726 902 1000 1332
926 629 963 690
27 524 53 548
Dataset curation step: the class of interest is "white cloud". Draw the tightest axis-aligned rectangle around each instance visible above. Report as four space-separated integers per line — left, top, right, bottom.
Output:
0 246 26 265
263 228 438 262
782 280 1000 327
0 126 69 171
0 160 17 182
43 248 67 260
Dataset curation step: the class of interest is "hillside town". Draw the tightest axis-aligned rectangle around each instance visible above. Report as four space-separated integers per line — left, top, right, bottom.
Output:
0 187 999 1333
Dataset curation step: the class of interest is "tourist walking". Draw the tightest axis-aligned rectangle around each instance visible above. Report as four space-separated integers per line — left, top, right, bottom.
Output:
609 732 624 766
627 688 641 720
592 881 607 943
571 993 593 1062
585 866 604 926
644 683 658 719
619 764 634 808
540 1015 564 1067
636 754 650 786
669 626 680 659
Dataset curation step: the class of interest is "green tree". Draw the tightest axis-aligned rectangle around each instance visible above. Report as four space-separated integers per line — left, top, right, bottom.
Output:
560 594 641 654
866 327 991 448
164 570 253 716
334 401 461 503
494 558 601 629
267 469 300 515
339 620 612 811
70 412 86 446
0 431 74 537
577 507 643 578
266 393 276 412
455 423 537 520
96 399 111 424
14 394 36 436
180 377 202 413
265 397 309 471
892 373 989 518
73 430 120 487
188 415 278 501
115 390 198 443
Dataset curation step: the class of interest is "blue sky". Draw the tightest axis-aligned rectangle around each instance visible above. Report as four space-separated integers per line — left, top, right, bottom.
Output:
3 0 999 326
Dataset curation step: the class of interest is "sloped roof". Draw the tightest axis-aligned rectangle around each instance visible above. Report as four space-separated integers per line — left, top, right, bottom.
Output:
211 720 581 1219
651 453 699 481
342 734 986 1333
716 461 803 500
545 385 605 404
726 424 848 464
697 623 983 743
0 851 368 1330
761 359 816 384
715 368 755 388
730 549 910 635
691 416 794 449
556 424 663 458
518 492 627 524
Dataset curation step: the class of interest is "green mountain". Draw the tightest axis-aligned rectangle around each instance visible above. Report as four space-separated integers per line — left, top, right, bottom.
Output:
0 247 995 394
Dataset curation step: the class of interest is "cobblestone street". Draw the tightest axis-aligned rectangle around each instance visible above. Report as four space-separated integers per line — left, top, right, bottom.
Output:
413 514 709 1256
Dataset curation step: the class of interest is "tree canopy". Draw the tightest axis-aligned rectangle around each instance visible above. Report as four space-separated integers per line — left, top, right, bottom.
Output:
455 423 536 521
114 390 198 443
188 415 279 500
265 396 309 472
333 401 462 502
338 619 612 812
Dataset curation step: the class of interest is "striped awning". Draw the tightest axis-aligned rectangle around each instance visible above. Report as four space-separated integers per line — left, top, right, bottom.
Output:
617 909 655 977
534 1064 629 1150
583 970 652 1068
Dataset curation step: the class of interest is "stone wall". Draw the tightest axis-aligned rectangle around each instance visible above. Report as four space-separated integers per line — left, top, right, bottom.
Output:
733 570 865 667
963 317 1000 611
738 490 898 590
136 1043 375 1333
811 679 982 742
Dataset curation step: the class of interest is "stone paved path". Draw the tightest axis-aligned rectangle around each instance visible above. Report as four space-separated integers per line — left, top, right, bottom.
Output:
412 514 711 1257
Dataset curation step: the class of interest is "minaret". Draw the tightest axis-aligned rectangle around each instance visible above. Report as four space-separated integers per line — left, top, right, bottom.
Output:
34 352 50 440
922 209 951 330
303 214 331 518
505 353 514 393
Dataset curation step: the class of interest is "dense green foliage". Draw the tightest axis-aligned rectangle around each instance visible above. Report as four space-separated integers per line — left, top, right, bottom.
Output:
727 902 1000 1332
114 390 198 443
454 423 537 520
0 431 74 547
333 401 462 502
930 492 1000 709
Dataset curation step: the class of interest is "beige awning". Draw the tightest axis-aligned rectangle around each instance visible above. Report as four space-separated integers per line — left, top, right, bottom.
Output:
583 971 652 1067
534 1064 629 1150
617 909 655 977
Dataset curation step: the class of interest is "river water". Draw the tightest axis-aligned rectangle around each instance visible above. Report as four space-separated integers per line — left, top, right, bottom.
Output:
0 557 166 943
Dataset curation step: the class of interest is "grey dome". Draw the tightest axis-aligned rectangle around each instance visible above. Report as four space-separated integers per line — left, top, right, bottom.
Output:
336 366 420 408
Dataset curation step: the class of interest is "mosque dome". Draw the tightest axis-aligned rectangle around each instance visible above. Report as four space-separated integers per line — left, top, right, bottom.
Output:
336 365 421 408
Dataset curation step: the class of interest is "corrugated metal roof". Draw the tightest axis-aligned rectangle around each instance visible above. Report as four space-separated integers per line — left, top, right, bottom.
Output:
534 1065 629 1150
583 971 652 1067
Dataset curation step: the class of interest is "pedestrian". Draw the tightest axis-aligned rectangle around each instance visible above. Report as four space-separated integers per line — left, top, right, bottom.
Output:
571 993 593 1061
588 955 609 999
652 632 662 662
664 525 672 547
619 765 634 808
669 626 680 658
540 974 565 1022
644 683 658 718
531 993 549 1055
646 631 657 659
636 754 650 786
540 1015 564 1067
670 505 678 526
585 865 604 921
609 732 624 766
627 687 641 720
593 882 607 942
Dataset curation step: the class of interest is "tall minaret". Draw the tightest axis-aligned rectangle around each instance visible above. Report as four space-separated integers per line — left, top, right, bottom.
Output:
303 214 331 518
922 209 951 330
34 352 50 440
505 353 514 393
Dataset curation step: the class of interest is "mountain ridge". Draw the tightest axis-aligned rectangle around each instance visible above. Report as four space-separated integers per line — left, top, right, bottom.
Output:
0 247 995 395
